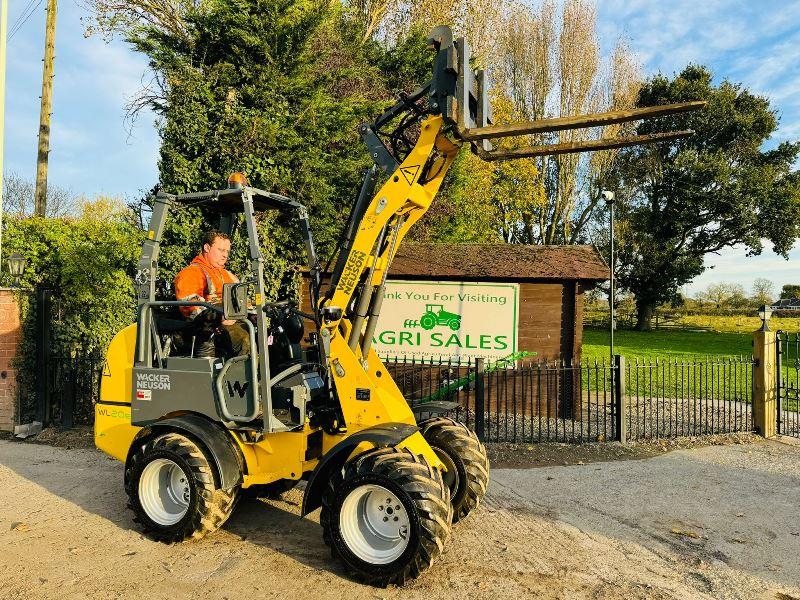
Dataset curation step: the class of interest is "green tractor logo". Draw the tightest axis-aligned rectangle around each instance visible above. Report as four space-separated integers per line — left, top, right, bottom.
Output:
419 304 461 331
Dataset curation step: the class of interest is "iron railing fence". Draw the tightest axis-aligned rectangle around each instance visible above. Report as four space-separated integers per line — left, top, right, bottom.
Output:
623 356 754 441
776 332 800 439
382 355 755 444
382 356 617 443
483 358 617 444
384 356 480 433
29 347 756 438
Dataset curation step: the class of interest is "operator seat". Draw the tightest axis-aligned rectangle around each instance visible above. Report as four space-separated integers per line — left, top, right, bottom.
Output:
267 308 305 373
152 307 207 358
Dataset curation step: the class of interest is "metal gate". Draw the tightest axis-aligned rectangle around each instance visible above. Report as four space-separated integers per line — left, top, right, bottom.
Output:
28 287 104 428
776 331 800 438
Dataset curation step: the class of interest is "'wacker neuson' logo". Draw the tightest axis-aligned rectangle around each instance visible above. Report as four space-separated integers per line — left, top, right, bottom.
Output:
372 281 519 362
136 372 171 390
339 250 367 296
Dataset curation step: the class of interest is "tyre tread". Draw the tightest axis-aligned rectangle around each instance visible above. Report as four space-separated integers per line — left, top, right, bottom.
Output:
125 432 238 543
419 417 489 522
320 445 452 586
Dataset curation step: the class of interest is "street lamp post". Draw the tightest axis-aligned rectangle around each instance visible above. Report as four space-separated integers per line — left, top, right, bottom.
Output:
7 252 26 287
603 190 616 360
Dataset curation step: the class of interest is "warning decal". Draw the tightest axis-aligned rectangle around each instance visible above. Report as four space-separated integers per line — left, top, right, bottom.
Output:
400 164 420 185
136 389 152 401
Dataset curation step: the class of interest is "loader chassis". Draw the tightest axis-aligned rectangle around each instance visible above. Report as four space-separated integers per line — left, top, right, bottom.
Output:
95 25 702 585
95 116 456 484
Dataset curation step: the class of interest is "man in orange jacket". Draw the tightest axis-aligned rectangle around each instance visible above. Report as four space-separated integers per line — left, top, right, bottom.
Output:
174 231 250 358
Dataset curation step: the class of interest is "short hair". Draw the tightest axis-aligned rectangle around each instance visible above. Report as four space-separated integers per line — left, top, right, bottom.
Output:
203 231 230 249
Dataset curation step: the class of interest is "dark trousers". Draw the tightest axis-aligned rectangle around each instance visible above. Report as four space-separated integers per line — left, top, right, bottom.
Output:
194 323 251 358
221 322 251 357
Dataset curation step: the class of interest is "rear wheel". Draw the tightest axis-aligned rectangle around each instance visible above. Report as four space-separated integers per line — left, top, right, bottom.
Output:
321 446 452 586
419 417 489 522
125 433 239 543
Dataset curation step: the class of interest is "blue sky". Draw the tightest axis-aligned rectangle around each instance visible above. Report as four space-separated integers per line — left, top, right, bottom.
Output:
5 0 158 200
4 0 800 297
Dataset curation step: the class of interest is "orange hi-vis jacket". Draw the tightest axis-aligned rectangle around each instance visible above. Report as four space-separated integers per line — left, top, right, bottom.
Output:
174 254 239 319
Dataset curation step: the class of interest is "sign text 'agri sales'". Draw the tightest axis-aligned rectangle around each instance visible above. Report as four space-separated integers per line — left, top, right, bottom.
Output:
372 281 519 362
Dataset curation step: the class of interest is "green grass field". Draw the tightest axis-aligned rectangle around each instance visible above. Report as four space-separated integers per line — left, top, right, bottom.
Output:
585 312 800 335
577 328 753 402
676 314 800 334
582 328 752 361
580 326 800 410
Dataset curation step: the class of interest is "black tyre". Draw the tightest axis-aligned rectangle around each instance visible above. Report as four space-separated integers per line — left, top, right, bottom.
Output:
419 417 489 522
320 446 452 586
125 433 239 543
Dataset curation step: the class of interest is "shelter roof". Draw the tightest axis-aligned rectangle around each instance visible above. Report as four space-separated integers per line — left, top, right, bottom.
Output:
388 244 609 282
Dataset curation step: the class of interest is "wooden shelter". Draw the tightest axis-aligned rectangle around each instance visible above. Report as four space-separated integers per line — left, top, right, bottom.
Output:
301 243 608 362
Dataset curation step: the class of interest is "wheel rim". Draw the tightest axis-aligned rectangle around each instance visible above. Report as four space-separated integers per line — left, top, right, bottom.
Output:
138 458 190 526
433 446 460 498
340 484 410 565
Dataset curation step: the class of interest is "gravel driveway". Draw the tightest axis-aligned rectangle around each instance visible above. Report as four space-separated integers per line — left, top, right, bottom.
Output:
0 436 798 599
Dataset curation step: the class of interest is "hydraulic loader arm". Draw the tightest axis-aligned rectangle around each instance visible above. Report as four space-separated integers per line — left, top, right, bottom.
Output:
325 116 458 329
315 114 458 394
312 25 705 433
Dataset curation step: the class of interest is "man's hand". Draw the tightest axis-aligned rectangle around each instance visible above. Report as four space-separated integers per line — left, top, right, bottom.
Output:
196 308 222 328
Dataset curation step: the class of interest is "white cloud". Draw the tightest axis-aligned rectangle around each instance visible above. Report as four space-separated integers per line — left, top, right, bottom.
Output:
594 1 800 291
597 3 800 142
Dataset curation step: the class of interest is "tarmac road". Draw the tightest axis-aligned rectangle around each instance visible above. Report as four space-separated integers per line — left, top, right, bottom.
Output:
0 436 798 599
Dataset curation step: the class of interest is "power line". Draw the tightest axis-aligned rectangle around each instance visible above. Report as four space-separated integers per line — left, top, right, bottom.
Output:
9 0 43 40
9 0 45 41
9 0 42 40
8 0 37 34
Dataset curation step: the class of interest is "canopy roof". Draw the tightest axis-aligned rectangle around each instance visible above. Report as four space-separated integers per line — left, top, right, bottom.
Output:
159 186 304 213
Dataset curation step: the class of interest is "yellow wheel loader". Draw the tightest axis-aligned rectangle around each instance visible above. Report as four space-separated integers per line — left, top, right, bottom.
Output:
95 26 703 585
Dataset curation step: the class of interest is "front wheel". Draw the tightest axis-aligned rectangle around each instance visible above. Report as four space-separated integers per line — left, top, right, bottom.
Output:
321 447 452 586
125 433 238 543
419 418 489 522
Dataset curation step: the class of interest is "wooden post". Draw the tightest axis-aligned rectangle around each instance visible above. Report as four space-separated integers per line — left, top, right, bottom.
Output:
34 0 58 216
752 328 777 438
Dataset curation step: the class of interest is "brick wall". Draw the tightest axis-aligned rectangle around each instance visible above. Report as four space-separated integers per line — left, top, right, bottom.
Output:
0 289 21 431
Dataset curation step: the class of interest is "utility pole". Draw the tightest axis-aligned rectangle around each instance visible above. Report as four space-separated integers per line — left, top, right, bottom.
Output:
34 0 57 217
0 0 7 262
